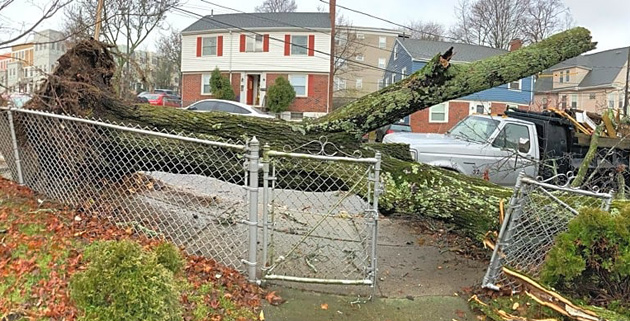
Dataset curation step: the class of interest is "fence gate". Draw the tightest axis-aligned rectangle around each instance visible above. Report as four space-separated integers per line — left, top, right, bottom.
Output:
260 143 381 286
482 172 613 291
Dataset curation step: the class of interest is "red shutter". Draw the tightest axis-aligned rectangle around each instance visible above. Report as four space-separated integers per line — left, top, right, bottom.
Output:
284 34 291 56
308 35 315 56
217 36 223 56
263 34 270 52
240 34 246 52
308 74 314 96
196 37 202 57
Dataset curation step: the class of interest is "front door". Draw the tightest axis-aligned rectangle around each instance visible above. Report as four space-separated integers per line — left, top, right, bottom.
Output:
246 75 254 105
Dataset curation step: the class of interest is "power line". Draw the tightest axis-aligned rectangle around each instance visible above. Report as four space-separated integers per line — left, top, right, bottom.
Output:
318 0 459 42
197 0 395 55
173 6 404 76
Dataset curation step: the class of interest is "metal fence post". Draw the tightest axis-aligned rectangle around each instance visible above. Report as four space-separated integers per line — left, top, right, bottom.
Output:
370 152 382 287
7 109 24 185
261 143 271 273
245 137 260 283
482 171 525 290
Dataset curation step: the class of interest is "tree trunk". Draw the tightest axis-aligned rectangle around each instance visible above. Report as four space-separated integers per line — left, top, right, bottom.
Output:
22 28 596 240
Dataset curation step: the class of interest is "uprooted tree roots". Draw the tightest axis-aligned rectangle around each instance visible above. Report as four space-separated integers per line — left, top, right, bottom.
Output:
26 38 119 116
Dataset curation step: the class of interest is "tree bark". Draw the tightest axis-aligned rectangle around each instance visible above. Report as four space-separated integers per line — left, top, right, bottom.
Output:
23 28 596 240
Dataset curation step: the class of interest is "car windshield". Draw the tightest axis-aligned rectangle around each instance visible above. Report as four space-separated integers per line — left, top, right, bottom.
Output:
144 94 161 100
448 116 500 143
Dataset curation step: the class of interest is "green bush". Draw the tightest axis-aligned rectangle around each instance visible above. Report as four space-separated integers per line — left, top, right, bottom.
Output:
541 207 630 316
155 242 185 275
266 76 295 113
70 240 183 321
209 67 235 101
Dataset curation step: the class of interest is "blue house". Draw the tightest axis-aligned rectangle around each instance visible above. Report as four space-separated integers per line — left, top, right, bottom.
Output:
383 37 534 133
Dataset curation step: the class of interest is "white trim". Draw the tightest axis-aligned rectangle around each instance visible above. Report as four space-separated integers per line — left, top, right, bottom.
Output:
378 36 386 49
201 73 212 95
429 102 449 123
469 101 490 115
201 36 218 56
378 58 386 68
288 74 308 97
508 79 522 92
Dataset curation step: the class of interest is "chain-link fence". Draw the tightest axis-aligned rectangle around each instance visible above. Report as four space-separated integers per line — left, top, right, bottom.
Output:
482 173 613 292
0 108 253 275
260 144 381 285
0 107 382 287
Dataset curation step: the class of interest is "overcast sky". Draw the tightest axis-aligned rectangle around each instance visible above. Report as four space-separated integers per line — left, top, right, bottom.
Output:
1 0 629 53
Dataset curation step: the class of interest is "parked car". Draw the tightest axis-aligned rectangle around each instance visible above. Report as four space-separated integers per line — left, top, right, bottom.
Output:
383 109 629 187
185 99 274 118
154 89 176 96
363 118 411 142
144 93 180 107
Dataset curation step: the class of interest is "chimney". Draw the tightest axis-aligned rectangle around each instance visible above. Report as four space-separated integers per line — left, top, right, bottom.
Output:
509 39 523 52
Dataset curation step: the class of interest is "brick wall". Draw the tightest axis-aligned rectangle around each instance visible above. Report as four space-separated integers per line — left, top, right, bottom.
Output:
181 72 241 107
266 73 328 113
410 101 470 133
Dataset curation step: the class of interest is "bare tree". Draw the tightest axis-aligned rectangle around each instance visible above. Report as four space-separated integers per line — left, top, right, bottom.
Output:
154 29 181 90
332 15 365 96
254 0 297 13
403 21 446 41
62 0 179 96
0 0 70 48
522 0 571 43
450 0 528 49
450 0 572 48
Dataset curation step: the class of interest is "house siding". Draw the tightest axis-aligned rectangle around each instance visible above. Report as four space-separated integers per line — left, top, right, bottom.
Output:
182 31 330 73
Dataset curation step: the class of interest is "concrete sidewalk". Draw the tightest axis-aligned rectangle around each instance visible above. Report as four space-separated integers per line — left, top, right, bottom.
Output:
261 288 479 321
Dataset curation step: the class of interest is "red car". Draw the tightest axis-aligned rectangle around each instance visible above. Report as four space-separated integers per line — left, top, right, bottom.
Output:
143 93 180 107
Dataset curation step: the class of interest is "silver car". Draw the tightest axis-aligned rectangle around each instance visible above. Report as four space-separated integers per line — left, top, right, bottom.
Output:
185 99 275 119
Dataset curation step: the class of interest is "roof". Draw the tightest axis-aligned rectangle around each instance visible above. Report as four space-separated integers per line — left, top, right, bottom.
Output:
397 38 507 62
182 12 330 33
535 46 629 92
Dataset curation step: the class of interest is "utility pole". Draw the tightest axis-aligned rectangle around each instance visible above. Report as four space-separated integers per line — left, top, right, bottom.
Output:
624 46 630 116
328 0 336 114
94 0 105 39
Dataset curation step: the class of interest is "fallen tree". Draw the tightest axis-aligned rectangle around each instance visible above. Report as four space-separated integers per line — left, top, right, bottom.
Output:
22 28 597 240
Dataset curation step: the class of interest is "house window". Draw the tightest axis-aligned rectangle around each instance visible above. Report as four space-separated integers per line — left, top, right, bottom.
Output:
385 77 390 86
378 37 386 49
589 93 596 100
394 44 398 60
542 97 548 109
565 70 570 82
559 72 564 83
335 32 347 46
333 77 346 91
378 58 386 69
377 79 383 90
391 74 396 84
202 37 217 56
429 103 448 123
608 92 615 108
355 54 364 61
508 80 521 91
475 104 485 114
356 78 363 89
335 58 347 70
291 35 308 55
571 94 577 108
356 33 365 39
561 95 567 109
401 67 407 78
201 74 211 94
246 34 263 52
289 74 307 96
290 112 303 120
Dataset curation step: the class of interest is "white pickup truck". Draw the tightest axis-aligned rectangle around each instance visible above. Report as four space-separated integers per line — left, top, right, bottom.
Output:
383 114 541 186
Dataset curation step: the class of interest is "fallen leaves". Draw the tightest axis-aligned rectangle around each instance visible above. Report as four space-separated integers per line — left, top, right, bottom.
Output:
0 178 264 320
